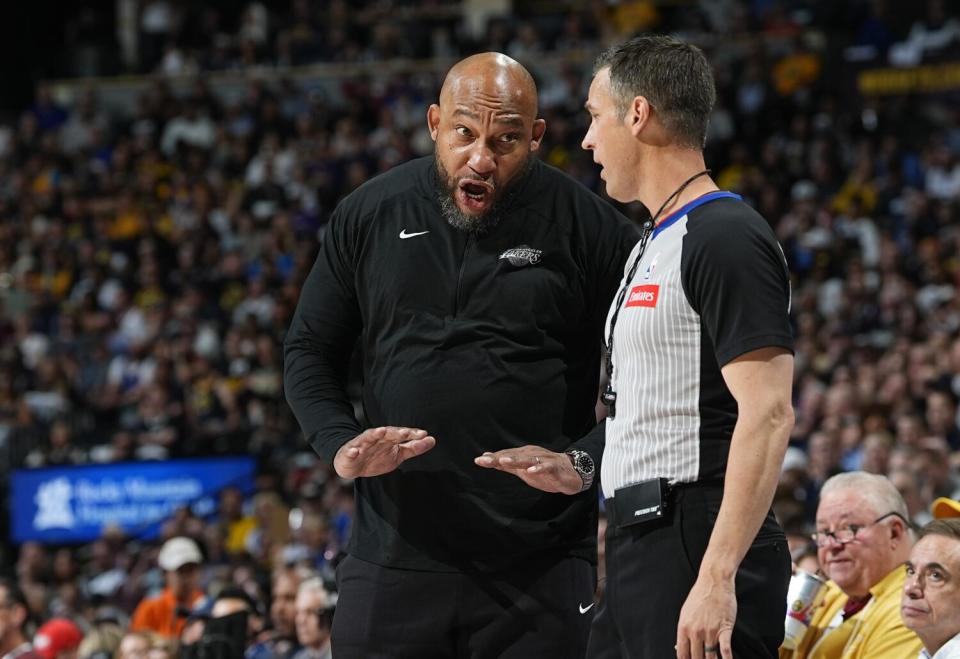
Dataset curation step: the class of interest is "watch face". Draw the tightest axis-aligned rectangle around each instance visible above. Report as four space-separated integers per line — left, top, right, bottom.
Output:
574 452 594 475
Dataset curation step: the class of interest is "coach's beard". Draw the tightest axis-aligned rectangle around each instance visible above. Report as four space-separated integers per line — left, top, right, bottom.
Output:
435 155 532 236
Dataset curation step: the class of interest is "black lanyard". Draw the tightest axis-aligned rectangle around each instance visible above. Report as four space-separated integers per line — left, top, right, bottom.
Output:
601 169 711 419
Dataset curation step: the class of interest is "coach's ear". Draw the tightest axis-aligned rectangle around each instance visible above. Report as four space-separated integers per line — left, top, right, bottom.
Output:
427 104 440 141
530 118 546 151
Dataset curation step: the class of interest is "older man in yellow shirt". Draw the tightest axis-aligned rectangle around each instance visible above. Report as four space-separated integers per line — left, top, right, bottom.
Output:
781 472 924 658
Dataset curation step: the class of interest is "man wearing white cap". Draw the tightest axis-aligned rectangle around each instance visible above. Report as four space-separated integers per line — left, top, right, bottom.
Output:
131 536 206 638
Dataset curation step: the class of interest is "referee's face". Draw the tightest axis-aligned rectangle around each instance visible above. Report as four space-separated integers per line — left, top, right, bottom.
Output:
582 67 638 204
428 54 545 224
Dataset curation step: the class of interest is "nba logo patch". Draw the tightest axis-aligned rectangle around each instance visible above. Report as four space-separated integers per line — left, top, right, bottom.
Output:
643 253 659 280
625 284 659 308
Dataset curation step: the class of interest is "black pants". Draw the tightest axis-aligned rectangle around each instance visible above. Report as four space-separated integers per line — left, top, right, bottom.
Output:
587 484 790 658
332 554 596 658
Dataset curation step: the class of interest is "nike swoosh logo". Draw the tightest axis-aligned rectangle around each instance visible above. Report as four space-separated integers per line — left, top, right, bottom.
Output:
399 229 430 239
579 602 595 614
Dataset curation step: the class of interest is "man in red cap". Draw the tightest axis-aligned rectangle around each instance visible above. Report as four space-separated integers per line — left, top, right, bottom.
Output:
32 619 82 659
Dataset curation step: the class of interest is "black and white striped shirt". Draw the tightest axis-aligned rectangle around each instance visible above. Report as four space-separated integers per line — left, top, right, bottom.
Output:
602 192 793 497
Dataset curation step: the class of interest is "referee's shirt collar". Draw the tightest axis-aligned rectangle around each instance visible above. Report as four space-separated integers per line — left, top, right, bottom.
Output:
652 191 741 239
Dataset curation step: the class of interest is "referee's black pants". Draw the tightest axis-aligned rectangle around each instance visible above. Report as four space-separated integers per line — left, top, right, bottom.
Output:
332 553 596 658
587 483 790 659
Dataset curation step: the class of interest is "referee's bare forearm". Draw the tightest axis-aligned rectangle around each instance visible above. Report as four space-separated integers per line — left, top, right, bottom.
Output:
700 348 794 580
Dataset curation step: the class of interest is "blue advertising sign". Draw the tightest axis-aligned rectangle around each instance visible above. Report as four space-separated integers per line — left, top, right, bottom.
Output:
10 457 256 544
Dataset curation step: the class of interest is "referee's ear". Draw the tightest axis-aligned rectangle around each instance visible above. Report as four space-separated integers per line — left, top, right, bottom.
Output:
628 95 652 138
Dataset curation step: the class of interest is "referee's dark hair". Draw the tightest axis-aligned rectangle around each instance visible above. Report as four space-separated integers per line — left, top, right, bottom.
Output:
594 35 716 150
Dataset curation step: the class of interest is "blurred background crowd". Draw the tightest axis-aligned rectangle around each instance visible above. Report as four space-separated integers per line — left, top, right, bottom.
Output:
0 0 958 656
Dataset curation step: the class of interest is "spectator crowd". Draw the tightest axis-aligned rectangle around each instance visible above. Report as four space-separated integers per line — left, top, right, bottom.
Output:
0 0 958 656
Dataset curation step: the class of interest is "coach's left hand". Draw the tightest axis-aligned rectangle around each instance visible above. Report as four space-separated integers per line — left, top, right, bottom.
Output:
675 572 736 659
474 446 583 495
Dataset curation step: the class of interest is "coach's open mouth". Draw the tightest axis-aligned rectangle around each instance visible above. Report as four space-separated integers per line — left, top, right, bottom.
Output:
457 179 494 214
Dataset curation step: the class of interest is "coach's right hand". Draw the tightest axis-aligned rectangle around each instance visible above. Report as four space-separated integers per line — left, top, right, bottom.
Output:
333 427 436 478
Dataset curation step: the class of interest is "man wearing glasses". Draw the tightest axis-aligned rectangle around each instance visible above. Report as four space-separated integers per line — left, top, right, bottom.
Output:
782 471 924 658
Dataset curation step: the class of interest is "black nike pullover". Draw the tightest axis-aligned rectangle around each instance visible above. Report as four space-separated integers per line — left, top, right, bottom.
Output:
284 156 637 571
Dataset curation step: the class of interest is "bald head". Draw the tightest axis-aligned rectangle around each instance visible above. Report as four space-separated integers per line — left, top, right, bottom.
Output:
427 52 545 234
439 52 539 119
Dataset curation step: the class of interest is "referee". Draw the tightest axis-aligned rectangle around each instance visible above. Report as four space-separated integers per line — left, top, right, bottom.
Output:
482 36 794 659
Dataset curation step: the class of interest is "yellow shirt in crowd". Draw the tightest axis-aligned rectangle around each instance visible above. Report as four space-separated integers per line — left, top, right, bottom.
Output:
781 566 924 659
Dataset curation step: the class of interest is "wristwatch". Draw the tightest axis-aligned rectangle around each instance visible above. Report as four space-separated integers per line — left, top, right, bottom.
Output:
565 449 595 492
